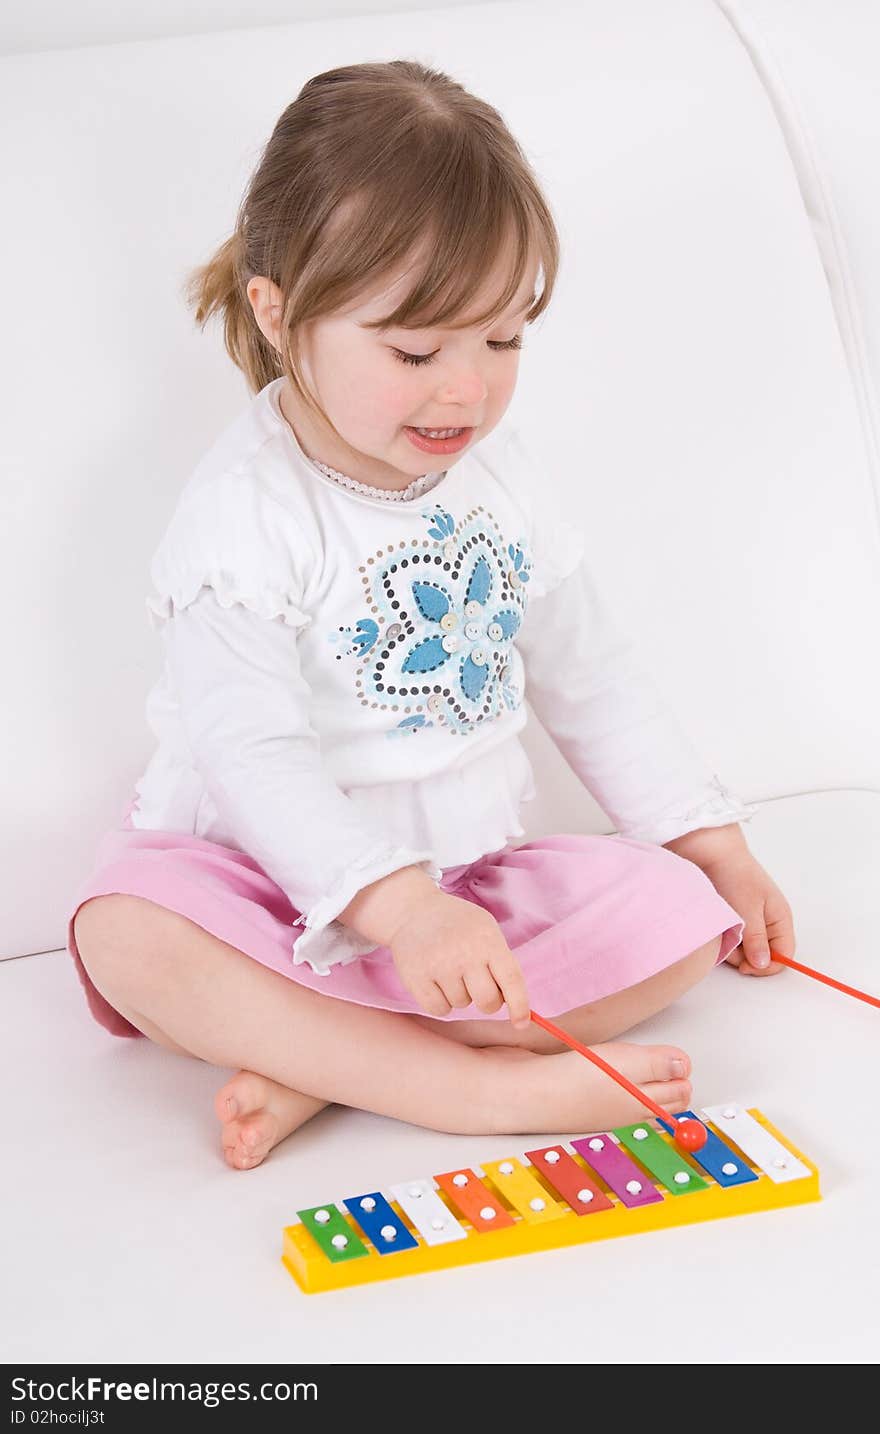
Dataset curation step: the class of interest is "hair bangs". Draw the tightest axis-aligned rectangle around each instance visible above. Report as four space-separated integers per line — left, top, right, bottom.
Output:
354 174 548 336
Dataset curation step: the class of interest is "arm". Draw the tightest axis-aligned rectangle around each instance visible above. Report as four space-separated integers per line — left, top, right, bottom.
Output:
661 822 750 861
162 587 441 972
516 557 759 846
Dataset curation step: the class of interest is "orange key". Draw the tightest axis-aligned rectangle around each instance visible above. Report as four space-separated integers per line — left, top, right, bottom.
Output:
434 1167 516 1232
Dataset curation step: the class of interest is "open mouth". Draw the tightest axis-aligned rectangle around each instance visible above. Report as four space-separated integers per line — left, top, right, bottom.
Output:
404 426 474 453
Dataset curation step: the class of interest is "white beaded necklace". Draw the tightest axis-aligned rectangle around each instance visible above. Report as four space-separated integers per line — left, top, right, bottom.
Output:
310 457 446 502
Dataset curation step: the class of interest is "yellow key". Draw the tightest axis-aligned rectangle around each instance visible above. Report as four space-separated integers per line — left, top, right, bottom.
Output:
481 1157 568 1224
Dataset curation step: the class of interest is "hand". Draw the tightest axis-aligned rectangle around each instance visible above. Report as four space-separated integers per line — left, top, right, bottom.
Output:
664 824 796 977
388 889 532 1028
700 848 796 977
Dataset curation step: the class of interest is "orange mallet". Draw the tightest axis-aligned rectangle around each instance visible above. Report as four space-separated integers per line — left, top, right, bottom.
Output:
768 946 880 1008
529 1008 708 1152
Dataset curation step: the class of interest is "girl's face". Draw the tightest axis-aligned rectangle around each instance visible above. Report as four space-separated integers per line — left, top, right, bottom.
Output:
248 250 540 491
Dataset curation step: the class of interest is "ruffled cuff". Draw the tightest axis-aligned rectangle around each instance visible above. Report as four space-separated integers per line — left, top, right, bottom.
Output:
290 844 444 976
146 577 311 634
616 773 761 847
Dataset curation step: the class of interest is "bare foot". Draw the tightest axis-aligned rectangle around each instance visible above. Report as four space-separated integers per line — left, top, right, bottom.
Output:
214 1071 330 1170
496 1039 693 1134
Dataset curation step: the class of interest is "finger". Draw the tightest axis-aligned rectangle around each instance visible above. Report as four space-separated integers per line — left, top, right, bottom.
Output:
440 975 474 1011
737 958 784 977
728 942 782 977
766 906 797 965
739 950 786 976
743 889 797 973
463 967 505 1017
417 980 452 1019
741 916 774 972
490 951 531 1029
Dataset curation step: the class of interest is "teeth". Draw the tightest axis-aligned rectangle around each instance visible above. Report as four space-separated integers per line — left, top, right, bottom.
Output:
414 427 464 439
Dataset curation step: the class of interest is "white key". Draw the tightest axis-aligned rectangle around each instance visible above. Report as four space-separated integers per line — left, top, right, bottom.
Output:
389 1179 469 1246
701 1103 811 1184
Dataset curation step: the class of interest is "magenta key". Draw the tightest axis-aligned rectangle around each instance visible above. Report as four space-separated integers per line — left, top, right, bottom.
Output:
571 1133 664 1209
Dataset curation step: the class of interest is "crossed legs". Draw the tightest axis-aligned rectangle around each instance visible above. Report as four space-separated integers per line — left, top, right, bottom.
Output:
72 894 720 1168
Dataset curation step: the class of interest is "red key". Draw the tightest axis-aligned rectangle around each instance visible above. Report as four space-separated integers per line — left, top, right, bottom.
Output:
524 1145 613 1216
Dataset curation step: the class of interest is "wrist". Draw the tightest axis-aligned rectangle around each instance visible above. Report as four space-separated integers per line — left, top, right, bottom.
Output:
662 822 747 868
336 864 441 946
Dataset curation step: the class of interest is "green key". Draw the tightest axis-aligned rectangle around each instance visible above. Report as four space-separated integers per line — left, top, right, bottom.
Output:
297 1203 370 1263
613 1123 709 1196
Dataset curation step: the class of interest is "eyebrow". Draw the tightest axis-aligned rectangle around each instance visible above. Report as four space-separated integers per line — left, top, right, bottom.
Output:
360 295 534 334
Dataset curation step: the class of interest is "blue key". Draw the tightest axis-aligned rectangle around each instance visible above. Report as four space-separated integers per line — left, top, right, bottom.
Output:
659 1111 758 1187
343 1191 419 1254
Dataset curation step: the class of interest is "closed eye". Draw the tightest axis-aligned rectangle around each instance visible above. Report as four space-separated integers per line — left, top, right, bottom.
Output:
391 336 523 367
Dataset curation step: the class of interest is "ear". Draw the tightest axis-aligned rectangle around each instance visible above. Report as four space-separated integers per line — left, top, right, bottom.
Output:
246 275 284 349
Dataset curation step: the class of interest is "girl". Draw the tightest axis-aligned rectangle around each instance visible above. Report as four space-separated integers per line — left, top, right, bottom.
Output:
68 60 796 1171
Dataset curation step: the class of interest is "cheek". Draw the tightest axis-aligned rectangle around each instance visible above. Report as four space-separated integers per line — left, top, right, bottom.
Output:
350 376 412 431
318 358 391 428
492 366 519 407
354 367 423 430
314 337 400 420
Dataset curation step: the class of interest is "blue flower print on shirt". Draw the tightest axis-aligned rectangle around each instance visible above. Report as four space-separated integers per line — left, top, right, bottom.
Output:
327 617 380 659
425 506 456 543
507 541 531 589
336 502 533 737
385 713 432 741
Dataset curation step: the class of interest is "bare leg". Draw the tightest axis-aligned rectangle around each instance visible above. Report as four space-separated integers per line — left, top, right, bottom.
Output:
73 895 713 1165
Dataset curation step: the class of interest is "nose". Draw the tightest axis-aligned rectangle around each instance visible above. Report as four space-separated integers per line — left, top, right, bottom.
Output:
436 371 488 408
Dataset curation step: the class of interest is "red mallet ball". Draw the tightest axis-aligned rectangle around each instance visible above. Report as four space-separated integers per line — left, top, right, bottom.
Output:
673 1118 708 1153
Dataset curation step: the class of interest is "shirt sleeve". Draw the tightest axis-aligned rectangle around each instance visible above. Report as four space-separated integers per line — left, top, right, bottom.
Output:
517 554 760 846
145 468 318 635
157 590 443 978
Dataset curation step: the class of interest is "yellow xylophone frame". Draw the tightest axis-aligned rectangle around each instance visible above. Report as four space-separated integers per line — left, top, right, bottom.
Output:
282 1109 820 1294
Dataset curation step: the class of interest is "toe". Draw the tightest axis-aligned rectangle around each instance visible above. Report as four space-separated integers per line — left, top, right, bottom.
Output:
215 1086 237 1125
214 1071 269 1126
650 1078 692 1113
225 1142 263 1171
624 1044 691 1085
240 1117 271 1153
653 1046 691 1082
227 1112 278 1171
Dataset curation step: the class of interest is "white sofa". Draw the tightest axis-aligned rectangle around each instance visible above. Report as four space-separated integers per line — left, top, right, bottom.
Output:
3 0 878 1362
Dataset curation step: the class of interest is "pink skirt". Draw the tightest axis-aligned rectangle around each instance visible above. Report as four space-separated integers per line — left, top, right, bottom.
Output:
66 797 745 1039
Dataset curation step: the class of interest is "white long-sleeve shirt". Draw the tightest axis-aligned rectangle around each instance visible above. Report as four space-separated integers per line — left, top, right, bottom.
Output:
134 376 757 974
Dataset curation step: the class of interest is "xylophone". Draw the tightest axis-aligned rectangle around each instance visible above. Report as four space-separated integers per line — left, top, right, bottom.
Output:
282 1102 820 1293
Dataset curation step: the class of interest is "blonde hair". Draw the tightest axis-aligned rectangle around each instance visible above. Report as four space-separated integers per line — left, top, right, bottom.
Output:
184 59 560 440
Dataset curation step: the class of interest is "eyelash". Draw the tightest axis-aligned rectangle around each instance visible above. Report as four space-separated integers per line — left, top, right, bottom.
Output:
391 336 523 367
